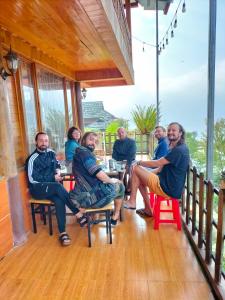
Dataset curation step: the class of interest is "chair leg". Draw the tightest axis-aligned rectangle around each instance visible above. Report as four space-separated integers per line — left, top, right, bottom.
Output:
174 200 181 230
31 203 37 233
108 210 112 244
154 198 160 230
40 205 47 225
48 205 53 235
119 199 125 221
87 213 92 247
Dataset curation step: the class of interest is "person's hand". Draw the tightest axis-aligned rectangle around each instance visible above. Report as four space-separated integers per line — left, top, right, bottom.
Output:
55 173 63 182
110 178 120 184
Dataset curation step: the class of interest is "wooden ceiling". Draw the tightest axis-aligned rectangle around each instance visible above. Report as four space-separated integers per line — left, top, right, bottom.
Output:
0 0 134 87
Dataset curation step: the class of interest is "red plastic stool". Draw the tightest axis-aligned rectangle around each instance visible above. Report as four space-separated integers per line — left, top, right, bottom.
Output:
69 175 75 191
149 192 169 213
153 195 181 230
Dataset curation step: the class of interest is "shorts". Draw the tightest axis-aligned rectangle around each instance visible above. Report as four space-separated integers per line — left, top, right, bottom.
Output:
92 182 125 208
147 173 169 198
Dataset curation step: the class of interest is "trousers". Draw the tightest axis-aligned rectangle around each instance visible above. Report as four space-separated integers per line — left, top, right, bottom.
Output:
30 182 79 233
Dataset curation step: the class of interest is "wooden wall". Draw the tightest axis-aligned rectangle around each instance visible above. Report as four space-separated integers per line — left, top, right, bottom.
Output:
0 179 13 258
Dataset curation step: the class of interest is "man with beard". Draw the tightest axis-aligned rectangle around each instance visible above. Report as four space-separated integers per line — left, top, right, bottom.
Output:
124 122 190 217
26 132 88 246
72 132 124 225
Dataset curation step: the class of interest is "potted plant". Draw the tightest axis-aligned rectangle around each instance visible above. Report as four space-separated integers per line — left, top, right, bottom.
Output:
220 170 225 189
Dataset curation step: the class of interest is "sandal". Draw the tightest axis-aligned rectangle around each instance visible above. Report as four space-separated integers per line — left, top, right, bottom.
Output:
59 233 71 246
136 208 152 217
77 215 88 227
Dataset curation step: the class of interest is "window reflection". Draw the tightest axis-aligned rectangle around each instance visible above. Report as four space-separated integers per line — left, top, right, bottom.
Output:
37 68 66 152
66 81 73 127
21 62 37 153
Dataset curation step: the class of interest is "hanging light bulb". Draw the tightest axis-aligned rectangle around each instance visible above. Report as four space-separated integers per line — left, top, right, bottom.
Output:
174 17 177 28
171 30 174 38
142 42 145 52
182 1 186 13
166 37 168 45
162 43 165 49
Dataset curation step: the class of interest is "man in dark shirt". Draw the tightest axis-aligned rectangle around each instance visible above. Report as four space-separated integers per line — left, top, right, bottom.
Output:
112 127 136 167
72 132 124 225
26 132 88 246
124 123 190 217
153 126 169 160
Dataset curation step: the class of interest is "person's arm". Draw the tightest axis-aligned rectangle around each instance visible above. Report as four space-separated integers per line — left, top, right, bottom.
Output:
112 141 119 161
127 140 136 165
137 157 169 169
96 170 120 184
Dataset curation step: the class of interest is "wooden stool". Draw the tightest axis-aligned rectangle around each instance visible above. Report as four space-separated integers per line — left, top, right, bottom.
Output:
29 199 55 235
153 195 181 230
85 203 114 247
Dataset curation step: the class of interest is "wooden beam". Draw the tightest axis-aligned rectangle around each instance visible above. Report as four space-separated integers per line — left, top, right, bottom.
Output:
86 79 127 88
75 68 122 81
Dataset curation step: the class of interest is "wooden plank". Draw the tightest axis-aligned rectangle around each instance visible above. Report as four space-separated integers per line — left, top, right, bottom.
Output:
198 172 204 248
192 167 197 235
214 189 225 283
205 181 213 264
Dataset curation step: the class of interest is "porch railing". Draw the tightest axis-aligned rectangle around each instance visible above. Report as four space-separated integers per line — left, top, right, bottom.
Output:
182 167 225 299
98 131 155 156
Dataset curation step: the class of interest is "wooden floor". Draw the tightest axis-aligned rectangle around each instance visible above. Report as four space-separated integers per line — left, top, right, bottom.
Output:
0 197 214 300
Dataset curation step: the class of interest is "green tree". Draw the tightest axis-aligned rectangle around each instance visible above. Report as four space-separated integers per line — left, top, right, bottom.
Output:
106 118 128 134
131 104 157 134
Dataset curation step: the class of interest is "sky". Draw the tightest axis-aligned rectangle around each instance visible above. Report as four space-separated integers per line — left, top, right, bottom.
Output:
86 0 225 136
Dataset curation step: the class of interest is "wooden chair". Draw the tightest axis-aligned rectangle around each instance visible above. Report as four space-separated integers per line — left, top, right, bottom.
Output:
85 203 114 247
29 199 55 235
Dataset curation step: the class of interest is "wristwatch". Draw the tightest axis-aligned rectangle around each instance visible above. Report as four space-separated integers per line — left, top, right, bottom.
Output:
137 160 142 166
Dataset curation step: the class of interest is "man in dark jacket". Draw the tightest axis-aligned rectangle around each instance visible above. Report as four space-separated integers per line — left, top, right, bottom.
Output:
26 132 87 246
112 127 136 168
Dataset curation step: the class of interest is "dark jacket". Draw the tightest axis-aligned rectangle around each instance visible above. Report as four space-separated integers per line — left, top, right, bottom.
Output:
25 148 60 189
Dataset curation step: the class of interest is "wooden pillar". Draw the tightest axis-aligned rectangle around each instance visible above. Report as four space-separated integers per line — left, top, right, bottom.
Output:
125 0 131 33
75 82 84 132
0 76 27 245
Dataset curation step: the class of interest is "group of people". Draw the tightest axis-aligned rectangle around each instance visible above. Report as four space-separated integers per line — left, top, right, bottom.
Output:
26 122 190 247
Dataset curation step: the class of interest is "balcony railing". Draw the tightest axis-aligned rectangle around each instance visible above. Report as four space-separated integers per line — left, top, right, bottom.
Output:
182 167 225 299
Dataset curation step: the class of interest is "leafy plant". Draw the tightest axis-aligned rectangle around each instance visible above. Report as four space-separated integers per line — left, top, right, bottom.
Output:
221 170 225 180
131 104 157 134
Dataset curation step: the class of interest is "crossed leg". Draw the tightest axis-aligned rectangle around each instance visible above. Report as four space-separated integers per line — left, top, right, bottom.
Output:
125 166 152 215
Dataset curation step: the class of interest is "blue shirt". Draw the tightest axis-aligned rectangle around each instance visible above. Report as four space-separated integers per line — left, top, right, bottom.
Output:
153 137 169 160
158 143 190 199
65 139 80 161
112 137 136 166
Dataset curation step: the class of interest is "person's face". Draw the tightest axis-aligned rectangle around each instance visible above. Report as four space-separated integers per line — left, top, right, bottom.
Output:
72 129 80 141
154 127 166 140
117 128 127 140
167 124 182 142
85 134 98 151
36 134 49 151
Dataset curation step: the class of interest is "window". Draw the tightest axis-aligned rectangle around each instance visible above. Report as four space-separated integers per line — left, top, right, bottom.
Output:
21 61 37 153
37 68 66 152
66 81 73 127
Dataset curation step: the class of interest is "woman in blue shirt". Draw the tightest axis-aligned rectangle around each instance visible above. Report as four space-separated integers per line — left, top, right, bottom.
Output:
65 127 81 168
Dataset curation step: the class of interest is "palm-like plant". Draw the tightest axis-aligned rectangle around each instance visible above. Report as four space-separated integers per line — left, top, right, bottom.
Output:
131 104 157 134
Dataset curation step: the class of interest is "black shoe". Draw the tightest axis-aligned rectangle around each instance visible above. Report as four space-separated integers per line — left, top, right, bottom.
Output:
111 218 118 226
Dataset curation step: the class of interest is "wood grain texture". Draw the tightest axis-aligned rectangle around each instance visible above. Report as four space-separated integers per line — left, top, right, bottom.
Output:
0 194 214 299
0 0 134 86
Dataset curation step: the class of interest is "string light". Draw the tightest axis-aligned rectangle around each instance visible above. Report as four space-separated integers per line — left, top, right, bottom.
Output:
158 0 186 55
182 1 186 13
132 0 186 55
171 29 174 38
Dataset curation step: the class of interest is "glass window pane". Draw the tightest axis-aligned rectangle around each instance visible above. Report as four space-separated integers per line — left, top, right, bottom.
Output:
37 68 66 152
66 81 73 127
21 61 37 153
